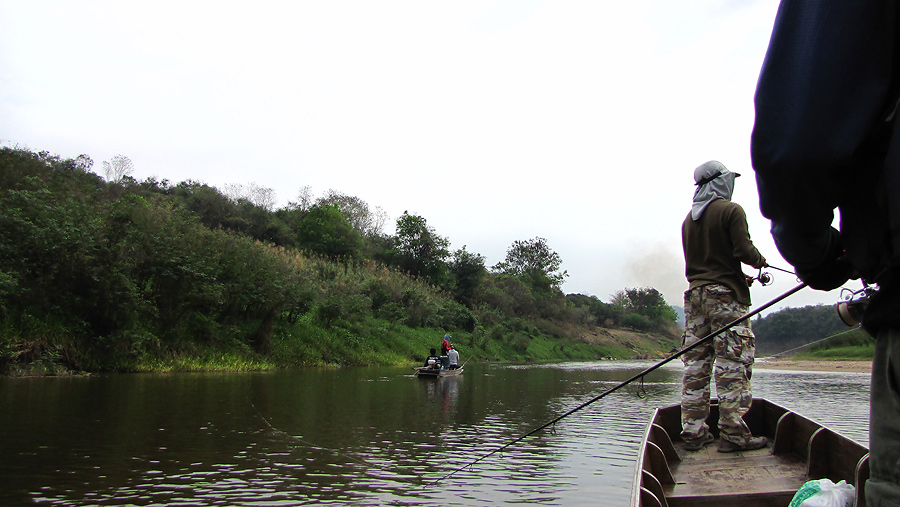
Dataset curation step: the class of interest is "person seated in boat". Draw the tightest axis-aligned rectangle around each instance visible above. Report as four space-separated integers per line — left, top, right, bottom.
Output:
440 334 451 356
447 345 460 369
439 334 452 368
423 348 441 369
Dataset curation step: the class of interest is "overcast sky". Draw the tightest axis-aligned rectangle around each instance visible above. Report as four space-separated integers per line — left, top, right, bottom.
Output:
0 1 853 314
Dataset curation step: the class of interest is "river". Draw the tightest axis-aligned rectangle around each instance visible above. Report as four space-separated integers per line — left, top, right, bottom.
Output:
0 360 870 506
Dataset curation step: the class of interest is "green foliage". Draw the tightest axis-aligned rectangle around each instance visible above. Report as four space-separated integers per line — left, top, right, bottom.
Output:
622 313 653 331
753 304 849 355
0 145 683 374
492 236 568 292
296 204 363 260
611 287 676 322
390 211 450 286
567 293 621 327
448 246 486 308
316 189 386 237
791 328 875 360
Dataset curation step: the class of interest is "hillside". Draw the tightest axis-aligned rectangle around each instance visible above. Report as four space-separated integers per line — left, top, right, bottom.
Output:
752 304 855 356
0 146 681 375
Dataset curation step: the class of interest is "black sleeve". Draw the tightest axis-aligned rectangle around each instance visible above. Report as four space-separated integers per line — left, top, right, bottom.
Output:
751 0 898 271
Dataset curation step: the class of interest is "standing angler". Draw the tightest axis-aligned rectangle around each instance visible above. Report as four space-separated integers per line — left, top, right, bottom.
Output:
680 161 769 452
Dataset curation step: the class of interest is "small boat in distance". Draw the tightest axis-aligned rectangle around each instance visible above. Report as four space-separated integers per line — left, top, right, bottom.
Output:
413 365 463 378
632 398 870 507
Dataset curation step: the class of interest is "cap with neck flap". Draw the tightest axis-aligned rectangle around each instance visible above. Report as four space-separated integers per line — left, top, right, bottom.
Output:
691 160 740 221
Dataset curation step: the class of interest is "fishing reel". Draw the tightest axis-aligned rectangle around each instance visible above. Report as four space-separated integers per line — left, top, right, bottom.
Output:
750 265 799 287
836 283 876 327
755 269 774 286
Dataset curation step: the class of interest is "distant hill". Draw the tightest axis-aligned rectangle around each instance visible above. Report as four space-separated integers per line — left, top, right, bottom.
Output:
672 306 685 328
752 304 851 356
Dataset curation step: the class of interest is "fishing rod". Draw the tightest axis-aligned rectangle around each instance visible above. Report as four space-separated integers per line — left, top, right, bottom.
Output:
433 281 809 484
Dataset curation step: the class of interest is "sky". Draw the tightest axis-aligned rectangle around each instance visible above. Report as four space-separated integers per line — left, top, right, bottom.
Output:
0 0 856 315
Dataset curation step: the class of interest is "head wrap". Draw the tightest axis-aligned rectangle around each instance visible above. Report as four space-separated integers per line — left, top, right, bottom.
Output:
691 160 739 221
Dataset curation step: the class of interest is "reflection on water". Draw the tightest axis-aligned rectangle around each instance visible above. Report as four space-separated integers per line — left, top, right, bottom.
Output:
0 361 869 506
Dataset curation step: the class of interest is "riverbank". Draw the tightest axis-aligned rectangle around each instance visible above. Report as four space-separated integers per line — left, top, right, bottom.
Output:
755 358 872 374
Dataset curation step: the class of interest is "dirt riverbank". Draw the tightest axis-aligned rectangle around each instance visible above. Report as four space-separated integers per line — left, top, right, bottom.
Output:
755 358 872 374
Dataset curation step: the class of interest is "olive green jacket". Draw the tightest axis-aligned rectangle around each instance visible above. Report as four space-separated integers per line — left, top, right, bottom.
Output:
682 199 767 306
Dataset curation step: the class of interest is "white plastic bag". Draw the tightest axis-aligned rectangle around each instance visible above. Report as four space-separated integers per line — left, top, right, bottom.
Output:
789 479 856 507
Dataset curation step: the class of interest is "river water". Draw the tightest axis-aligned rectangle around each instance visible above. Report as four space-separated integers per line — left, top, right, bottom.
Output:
0 360 870 506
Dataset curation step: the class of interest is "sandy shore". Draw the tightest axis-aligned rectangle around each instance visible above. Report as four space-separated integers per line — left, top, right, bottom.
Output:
755 358 872 374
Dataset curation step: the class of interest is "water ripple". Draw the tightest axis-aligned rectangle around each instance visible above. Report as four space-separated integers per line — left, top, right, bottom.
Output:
0 362 870 506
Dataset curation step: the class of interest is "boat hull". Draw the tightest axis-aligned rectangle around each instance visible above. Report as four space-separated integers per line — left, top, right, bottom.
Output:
632 398 869 507
414 366 463 378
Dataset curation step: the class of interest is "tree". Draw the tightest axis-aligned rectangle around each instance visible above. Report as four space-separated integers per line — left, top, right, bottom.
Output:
102 154 134 182
449 246 486 307
222 182 276 212
296 204 362 260
392 211 450 286
317 190 387 237
492 236 568 292
610 287 676 322
287 185 315 212
74 154 94 172
567 293 620 327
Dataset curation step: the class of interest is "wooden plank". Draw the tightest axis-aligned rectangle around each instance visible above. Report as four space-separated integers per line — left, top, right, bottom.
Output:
665 440 808 502
666 491 797 507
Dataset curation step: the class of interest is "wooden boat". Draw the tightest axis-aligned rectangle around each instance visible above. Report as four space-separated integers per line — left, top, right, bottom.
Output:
413 365 463 378
632 398 870 507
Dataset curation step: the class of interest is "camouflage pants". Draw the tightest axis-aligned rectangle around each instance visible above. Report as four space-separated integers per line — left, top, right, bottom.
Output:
680 284 755 446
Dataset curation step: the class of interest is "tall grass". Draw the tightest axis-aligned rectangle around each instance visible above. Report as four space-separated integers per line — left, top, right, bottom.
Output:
793 328 874 360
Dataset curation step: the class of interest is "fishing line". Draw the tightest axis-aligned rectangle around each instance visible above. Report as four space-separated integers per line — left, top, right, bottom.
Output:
432 281 808 484
248 399 428 485
766 264 796 276
636 376 647 399
767 326 871 358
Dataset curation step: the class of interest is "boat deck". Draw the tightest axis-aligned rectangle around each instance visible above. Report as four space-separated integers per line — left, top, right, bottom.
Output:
665 439 805 506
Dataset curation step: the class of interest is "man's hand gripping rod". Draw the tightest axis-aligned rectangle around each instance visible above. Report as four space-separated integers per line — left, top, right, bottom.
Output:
434 281 808 484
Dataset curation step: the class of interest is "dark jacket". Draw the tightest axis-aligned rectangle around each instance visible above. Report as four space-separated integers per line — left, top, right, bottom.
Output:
751 0 900 332
683 199 767 306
